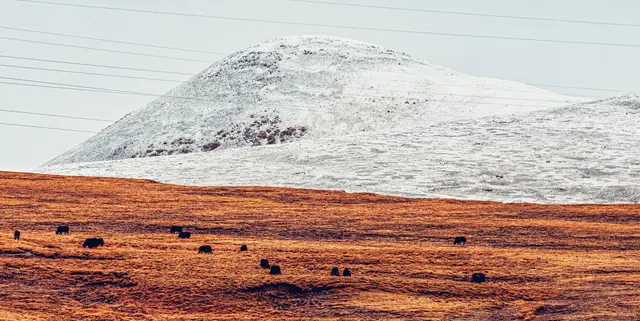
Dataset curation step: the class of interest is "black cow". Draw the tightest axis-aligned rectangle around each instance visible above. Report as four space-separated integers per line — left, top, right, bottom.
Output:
170 226 183 234
269 265 282 275
198 245 212 254
343 268 352 277
14 230 20 241
471 273 486 283
240 244 248 251
453 236 467 245
331 267 340 276
177 232 191 239
260 259 270 269
56 226 70 235
82 238 104 248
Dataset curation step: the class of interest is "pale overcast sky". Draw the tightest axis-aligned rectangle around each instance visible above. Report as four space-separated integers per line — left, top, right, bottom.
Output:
1 0 639 171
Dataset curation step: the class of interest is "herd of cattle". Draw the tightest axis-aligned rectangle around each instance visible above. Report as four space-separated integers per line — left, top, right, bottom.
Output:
10 226 486 282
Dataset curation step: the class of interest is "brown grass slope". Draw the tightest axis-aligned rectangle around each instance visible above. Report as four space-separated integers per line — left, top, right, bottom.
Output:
0 171 638 320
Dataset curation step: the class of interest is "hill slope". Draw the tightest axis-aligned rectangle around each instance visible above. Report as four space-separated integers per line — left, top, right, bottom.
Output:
40 95 640 204
44 35 575 166
1 171 639 320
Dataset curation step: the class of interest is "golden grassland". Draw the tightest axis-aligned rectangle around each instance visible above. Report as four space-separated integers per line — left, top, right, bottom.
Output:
0 171 638 320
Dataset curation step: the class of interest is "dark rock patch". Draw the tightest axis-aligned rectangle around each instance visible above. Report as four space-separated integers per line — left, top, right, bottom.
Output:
202 142 221 152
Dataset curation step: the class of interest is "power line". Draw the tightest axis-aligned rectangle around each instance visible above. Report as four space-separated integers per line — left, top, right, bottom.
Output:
292 0 640 28
0 60 612 98
1 62 597 98
0 64 185 83
347 86 585 102
0 122 97 133
0 76 178 97
435 82 619 96
528 83 633 94
16 0 640 48
0 11 632 96
0 55 196 75
341 92 573 104
0 93 570 137
0 26 227 55
0 108 115 122
1 75 576 104
0 36 213 63
360 80 603 98
0 94 578 136
0 77 580 111
0 80 133 95
0 77 598 134
0 56 622 95
0 77 224 102
0 59 605 97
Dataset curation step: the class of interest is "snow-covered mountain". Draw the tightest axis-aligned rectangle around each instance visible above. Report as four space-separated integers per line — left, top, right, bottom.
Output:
40 95 640 203
40 35 639 204
44 35 577 166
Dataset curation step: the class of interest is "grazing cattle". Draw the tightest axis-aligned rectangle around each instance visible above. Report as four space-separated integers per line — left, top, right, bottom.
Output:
170 226 183 234
82 238 104 248
260 259 271 269
177 232 191 239
240 244 248 251
331 267 340 276
198 245 212 254
343 268 352 277
269 265 281 275
14 231 20 241
56 226 70 235
471 273 486 283
453 236 467 245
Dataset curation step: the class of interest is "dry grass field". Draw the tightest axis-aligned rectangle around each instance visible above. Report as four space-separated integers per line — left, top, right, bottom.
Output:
0 171 638 320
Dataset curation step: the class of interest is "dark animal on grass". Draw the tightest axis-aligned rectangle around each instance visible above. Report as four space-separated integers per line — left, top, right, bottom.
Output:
240 244 248 251
471 273 486 283
177 232 191 239
14 231 20 241
260 259 270 269
453 236 467 245
269 265 281 275
343 268 352 277
331 267 340 276
198 245 212 254
82 238 104 248
56 226 70 235
170 226 183 234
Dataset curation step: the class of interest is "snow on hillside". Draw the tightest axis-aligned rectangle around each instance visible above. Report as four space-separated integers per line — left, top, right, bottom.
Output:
44 35 578 166
40 95 640 204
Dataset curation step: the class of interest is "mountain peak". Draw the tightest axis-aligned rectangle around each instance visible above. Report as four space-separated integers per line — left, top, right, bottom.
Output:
44 36 576 166
241 35 408 55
